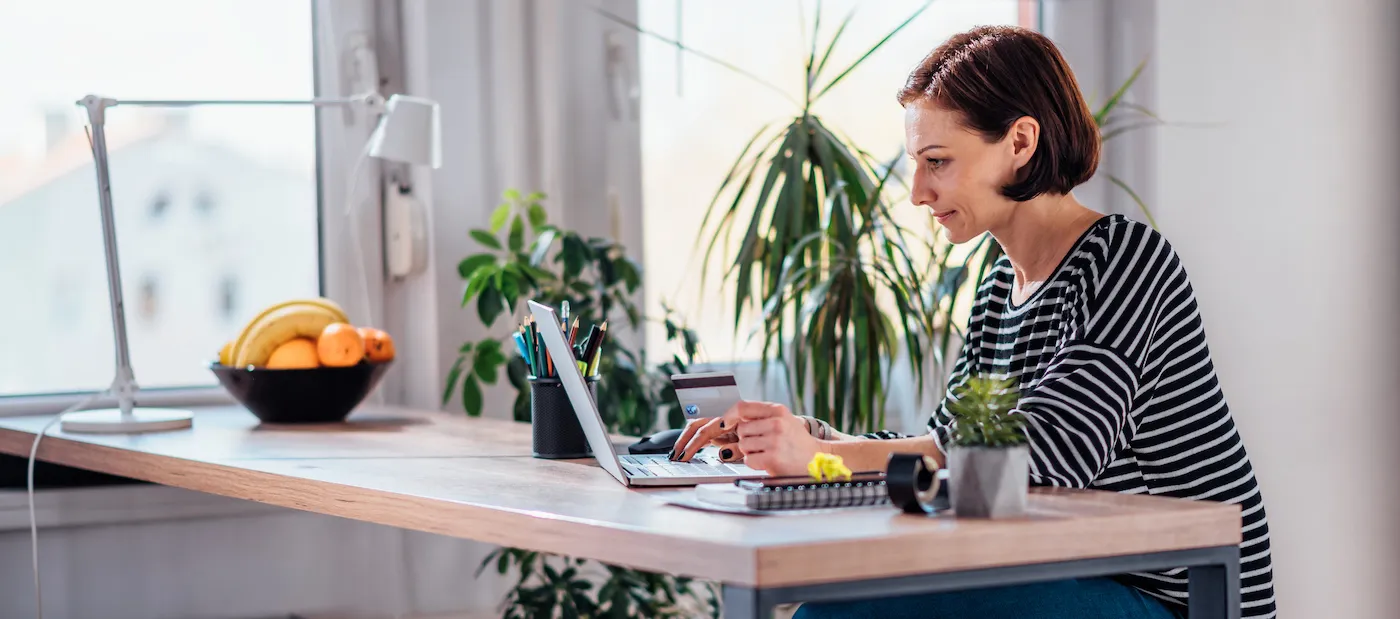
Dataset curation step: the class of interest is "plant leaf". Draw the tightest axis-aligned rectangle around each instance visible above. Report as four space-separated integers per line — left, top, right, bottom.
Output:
508 215 525 253
1107 173 1158 229
462 375 483 416
470 229 502 250
588 6 801 108
474 346 501 384
530 228 558 267
457 253 496 281
1094 57 1148 127
442 356 465 407
478 285 504 326
1101 119 1164 142
812 5 859 87
528 203 548 228
490 202 511 234
811 0 933 103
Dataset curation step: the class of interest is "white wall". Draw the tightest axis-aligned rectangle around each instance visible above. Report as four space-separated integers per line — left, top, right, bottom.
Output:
1152 1 1399 617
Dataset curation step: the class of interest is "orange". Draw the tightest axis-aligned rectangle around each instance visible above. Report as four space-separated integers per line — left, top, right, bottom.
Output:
317 323 365 367
358 327 396 362
266 338 320 369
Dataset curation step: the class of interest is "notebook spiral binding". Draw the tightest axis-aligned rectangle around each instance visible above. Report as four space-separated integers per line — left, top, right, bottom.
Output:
748 479 892 510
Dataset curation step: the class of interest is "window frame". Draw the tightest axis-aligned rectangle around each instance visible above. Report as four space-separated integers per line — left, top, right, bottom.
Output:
0 0 394 416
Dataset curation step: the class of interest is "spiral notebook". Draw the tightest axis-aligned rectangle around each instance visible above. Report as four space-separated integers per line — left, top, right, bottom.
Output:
694 473 890 511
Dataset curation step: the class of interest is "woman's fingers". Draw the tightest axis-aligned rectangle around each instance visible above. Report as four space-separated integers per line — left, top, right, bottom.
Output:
738 433 774 454
716 442 745 463
671 418 707 458
736 418 781 439
734 401 790 422
711 431 738 445
674 417 730 461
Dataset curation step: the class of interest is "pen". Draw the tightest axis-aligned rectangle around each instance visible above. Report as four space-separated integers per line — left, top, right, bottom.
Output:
578 324 601 375
513 332 530 368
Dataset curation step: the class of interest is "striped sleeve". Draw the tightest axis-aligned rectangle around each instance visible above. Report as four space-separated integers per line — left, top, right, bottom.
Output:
1016 342 1139 487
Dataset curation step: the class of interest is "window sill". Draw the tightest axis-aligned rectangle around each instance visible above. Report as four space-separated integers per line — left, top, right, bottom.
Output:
0 484 278 533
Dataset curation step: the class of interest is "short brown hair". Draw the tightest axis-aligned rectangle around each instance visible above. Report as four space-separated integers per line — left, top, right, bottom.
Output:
898 26 1099 201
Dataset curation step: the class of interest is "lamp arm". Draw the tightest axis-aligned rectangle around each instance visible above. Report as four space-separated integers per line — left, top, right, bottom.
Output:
85 92 385 110
78 96 136 416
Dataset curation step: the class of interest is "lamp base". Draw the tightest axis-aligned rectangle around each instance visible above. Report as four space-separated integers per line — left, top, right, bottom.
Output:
60 408 194 434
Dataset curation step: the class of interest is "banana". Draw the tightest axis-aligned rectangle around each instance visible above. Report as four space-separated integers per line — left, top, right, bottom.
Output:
234 304 343 367
218 341 235 366
230 297 350 367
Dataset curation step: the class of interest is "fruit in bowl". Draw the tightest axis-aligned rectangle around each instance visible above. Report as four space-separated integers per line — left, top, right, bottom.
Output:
211 297 396 423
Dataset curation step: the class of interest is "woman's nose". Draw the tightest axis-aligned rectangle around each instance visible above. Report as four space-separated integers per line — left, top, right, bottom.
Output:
910 177 936 206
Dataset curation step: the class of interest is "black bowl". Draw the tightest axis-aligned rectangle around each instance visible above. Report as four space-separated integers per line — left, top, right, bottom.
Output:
209 360 393 424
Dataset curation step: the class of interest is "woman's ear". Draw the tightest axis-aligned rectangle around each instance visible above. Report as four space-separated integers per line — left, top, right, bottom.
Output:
1007 116 1040 170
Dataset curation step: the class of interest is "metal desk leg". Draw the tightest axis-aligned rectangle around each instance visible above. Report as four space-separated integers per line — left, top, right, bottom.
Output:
723 584 776 619
1188 546 1241 619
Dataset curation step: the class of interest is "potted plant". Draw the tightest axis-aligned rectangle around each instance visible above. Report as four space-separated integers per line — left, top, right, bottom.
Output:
450 188 719 618
943 375 1029 518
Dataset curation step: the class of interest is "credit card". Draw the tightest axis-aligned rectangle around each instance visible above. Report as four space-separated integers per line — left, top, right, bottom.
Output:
671 371 741 420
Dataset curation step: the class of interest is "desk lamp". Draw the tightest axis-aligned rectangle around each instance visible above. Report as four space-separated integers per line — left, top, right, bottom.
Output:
61 92 441 433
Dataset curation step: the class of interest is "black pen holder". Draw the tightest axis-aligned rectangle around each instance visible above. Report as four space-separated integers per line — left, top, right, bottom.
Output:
528 375 598 459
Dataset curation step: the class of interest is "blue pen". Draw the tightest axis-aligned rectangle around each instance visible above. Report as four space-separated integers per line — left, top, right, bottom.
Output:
513 331 532 369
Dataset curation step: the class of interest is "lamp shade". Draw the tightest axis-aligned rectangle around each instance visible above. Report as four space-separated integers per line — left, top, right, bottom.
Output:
367 94 441 169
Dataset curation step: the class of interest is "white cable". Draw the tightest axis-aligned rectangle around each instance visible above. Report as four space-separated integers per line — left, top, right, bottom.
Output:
28 391 107 619
343 139 378 330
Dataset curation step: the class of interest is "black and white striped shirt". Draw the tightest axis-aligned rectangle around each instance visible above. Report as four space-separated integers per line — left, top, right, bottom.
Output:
873 214 1276 617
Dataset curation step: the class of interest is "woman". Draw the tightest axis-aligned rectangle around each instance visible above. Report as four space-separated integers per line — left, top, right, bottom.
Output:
674 25 1276 619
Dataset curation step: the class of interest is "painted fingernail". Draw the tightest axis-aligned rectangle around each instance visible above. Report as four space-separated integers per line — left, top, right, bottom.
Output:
719 420 726 429
721 448 734 460
669 449 678 461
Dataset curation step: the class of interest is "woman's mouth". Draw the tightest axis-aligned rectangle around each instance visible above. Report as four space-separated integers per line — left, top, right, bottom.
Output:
934 210 956 223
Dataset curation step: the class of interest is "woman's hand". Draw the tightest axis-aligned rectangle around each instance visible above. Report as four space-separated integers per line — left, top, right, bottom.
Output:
730 401 824 476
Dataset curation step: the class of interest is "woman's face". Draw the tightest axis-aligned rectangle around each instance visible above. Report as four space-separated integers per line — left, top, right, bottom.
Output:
903 99 1034 243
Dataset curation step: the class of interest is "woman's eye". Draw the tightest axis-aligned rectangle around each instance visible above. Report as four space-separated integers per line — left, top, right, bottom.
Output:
926 158 947 168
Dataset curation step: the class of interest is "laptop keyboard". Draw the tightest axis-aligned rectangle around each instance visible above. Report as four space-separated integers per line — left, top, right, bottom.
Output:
619 454 749 478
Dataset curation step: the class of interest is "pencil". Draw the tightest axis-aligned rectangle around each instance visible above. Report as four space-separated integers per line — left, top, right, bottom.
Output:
568 317 580 348
587 322 608 376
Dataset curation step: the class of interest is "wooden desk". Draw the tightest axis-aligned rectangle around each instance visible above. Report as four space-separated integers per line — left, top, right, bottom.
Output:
0 406 1242 618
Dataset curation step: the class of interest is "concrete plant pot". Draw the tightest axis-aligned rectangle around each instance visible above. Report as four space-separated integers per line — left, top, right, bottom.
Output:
948 445 1029 518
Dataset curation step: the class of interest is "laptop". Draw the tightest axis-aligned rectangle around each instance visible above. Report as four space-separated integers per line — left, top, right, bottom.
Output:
528 300 767 487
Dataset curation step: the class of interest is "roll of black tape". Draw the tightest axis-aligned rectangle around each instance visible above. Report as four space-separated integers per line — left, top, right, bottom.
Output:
886 453 944 514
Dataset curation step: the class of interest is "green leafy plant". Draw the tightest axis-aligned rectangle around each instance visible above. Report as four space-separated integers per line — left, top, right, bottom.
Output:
944 376 1027 448
597 1 948 437
450 189 714 618
445 188 701 435
477 549 719 619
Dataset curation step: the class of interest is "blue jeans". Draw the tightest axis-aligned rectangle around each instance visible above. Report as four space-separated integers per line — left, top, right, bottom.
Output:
792 577 1185 619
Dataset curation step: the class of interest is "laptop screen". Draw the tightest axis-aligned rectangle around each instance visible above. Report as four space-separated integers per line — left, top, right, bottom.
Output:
527 300 628 485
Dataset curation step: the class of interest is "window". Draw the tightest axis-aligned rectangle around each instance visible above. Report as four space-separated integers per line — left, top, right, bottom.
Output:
0 0 323 398
638 0 1030 364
